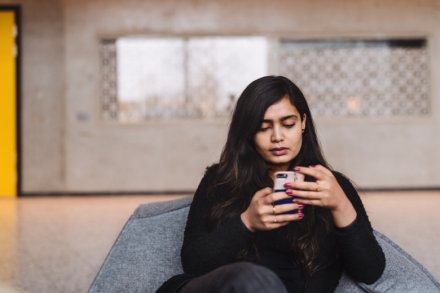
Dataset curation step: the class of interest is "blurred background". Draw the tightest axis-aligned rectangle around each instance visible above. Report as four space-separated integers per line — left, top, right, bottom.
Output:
1 0 439 292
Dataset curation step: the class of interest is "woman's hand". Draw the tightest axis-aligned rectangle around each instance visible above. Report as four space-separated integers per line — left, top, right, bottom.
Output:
289 165 357 228
240 187 304 232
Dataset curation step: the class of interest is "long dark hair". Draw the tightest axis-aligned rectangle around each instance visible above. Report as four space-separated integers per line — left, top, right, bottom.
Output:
207 75 333 274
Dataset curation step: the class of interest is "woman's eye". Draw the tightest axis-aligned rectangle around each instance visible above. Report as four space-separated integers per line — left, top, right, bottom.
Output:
284 124 295 128
259 125 271 131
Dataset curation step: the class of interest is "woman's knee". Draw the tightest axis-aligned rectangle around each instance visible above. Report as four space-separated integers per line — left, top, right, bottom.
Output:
221 262 273 278
216 262 287 292
180 262 287 293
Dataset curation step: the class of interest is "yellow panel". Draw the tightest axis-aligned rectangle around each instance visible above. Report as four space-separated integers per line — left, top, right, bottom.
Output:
0 11 17 197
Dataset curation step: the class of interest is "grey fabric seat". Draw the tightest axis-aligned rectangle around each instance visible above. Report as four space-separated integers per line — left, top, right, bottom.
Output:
89 197 440 293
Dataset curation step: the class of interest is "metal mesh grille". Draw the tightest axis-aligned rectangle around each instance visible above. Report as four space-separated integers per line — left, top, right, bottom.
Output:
279 40 430 117
100 40 118 120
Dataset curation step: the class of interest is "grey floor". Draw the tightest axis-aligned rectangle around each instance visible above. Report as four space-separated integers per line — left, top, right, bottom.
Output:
0 192 439 293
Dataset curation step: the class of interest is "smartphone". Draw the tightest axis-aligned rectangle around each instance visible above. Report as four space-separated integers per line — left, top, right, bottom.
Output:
273 171 304 214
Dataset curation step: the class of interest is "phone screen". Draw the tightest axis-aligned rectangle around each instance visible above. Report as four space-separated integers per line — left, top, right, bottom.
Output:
273 171 304 214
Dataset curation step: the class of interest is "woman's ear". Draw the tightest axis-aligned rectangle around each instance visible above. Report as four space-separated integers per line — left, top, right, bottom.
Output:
302 114 307 131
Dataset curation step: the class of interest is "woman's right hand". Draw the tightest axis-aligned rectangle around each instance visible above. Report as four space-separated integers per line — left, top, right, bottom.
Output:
240 187 304 232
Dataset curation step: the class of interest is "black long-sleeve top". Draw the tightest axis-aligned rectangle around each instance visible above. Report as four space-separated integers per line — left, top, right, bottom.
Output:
157 168 385 293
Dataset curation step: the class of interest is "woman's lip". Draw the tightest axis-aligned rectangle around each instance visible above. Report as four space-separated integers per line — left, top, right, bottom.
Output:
270 148 288 155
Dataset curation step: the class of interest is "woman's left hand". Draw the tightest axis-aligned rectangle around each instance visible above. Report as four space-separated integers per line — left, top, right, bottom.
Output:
287 165 357 227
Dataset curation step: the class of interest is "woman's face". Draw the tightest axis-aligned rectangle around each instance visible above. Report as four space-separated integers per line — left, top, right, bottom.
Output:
253 96 306 175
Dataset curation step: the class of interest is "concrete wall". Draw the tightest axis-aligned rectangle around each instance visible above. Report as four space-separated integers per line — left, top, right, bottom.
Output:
7 0 440 192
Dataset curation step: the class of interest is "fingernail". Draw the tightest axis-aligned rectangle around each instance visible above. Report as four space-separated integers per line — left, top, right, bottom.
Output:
298 213 304 218
309 165 316 168
297 204 304 209
286 189 293 195
292 198 298 203
284 182 292 188
294 166 300 171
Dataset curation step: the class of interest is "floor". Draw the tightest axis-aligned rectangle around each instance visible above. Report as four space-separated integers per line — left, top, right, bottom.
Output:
0 191 439 293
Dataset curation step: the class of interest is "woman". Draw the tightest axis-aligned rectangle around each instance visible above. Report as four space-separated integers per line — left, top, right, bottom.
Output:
158 76 385 293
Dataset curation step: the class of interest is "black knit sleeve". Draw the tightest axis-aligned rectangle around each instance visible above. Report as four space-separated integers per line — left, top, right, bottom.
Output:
180 168 254 276
333 172 386 284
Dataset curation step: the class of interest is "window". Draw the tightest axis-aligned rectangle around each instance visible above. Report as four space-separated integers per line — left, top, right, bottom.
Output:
101 37 430 121
100 36 268 122
279 39 430 117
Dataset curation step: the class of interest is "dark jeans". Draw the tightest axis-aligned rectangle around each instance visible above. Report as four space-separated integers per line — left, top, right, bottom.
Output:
179 262 288 293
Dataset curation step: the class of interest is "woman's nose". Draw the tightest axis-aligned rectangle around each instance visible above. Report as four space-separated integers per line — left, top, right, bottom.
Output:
271 126 284 142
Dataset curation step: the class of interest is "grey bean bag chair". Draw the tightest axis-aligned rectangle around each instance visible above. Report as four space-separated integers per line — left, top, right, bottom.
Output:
89 197 440 293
